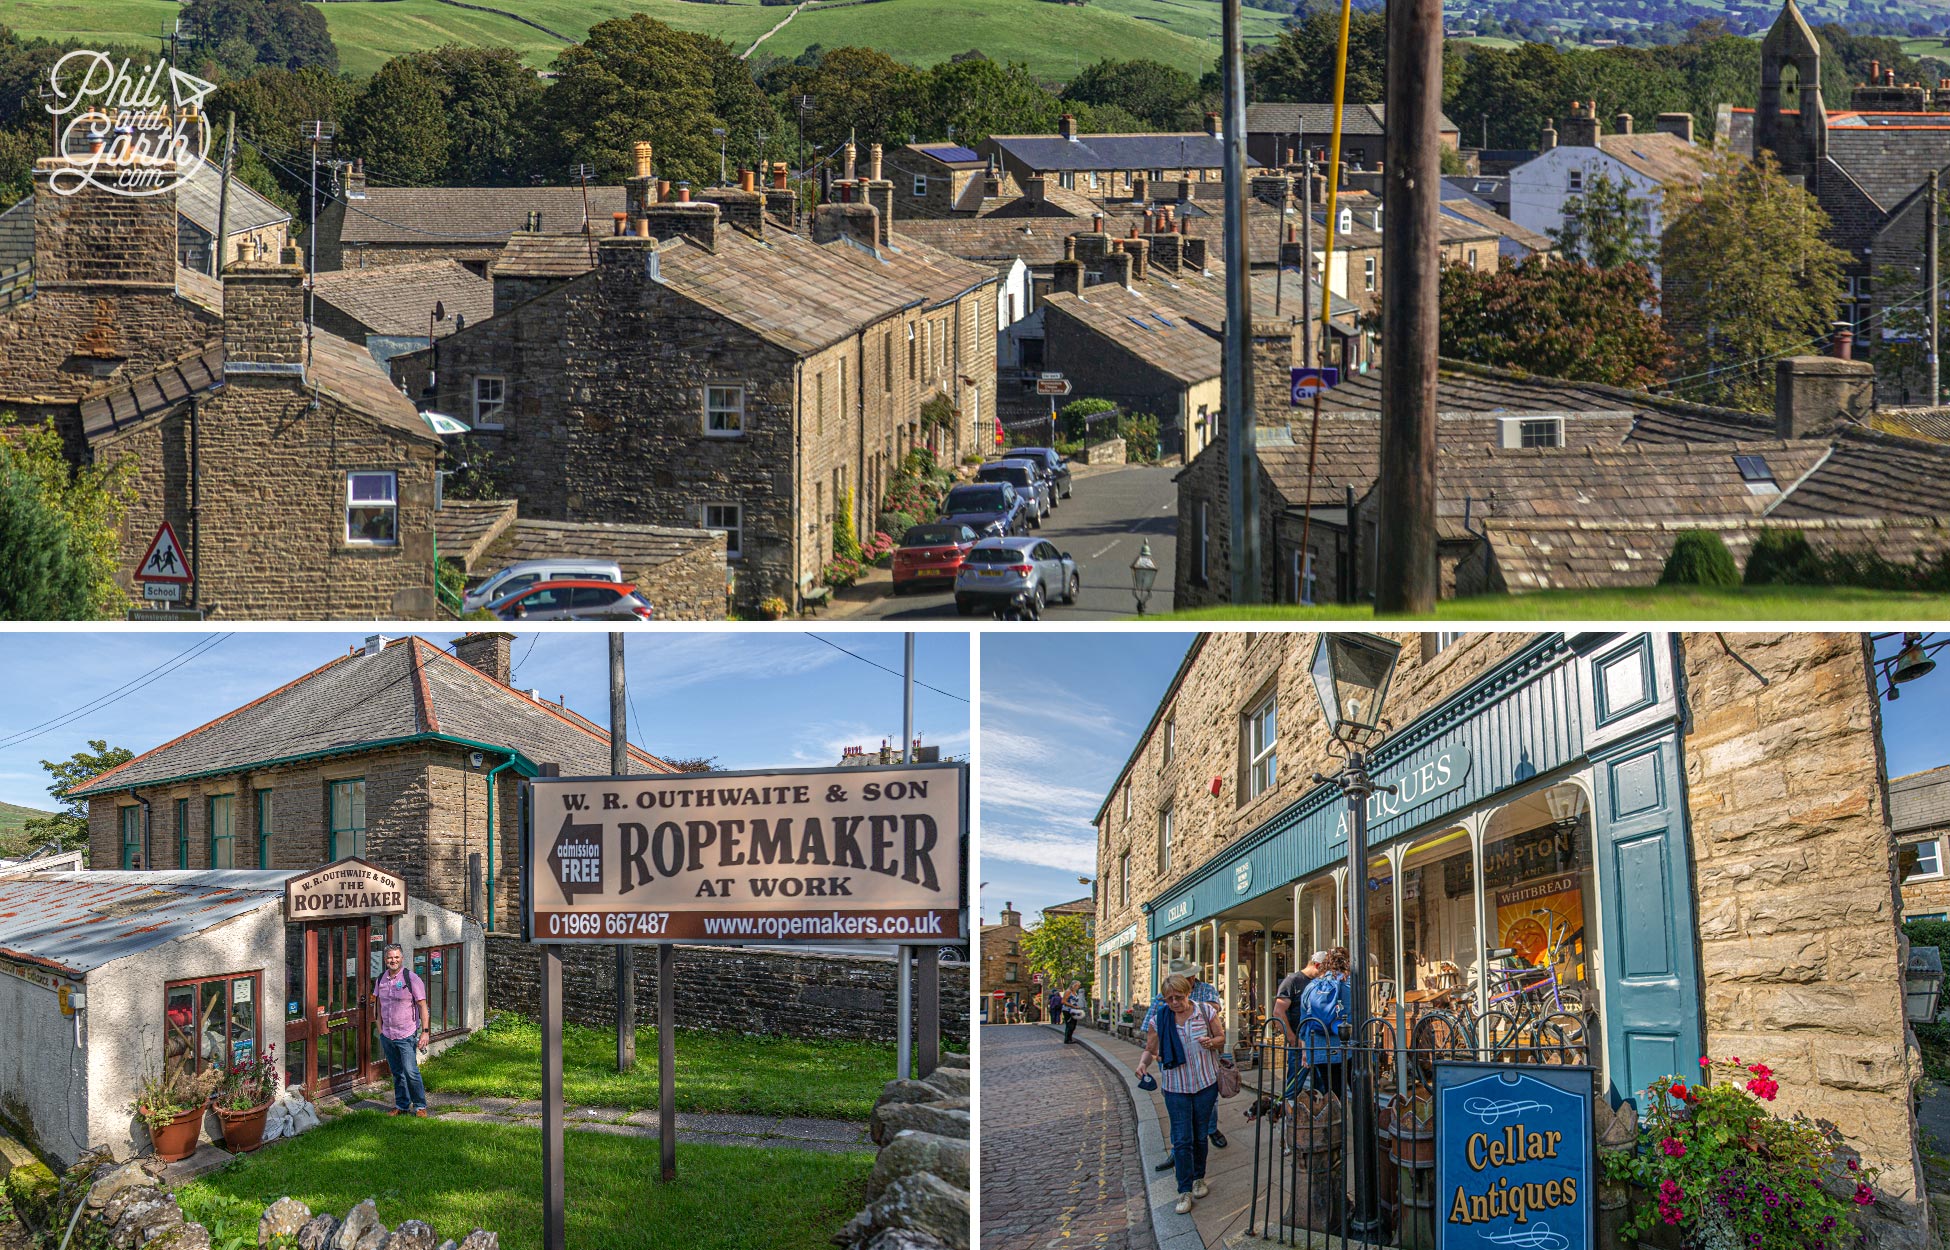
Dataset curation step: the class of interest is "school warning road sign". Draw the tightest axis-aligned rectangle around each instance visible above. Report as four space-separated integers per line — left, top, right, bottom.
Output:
134 522 192 584
522 763 966 945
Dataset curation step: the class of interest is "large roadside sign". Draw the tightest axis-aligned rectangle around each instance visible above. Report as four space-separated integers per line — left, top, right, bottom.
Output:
521 762 966 945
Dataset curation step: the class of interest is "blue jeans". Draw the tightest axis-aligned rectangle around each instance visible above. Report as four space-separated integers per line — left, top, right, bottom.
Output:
380 1034 426 1111
1162 1082 1218 1194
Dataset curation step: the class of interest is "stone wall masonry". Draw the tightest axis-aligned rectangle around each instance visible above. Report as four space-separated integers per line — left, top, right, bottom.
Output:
1679 631 1923 1245
484 937 970 1047
631 533 729 620
1076 436 1125 465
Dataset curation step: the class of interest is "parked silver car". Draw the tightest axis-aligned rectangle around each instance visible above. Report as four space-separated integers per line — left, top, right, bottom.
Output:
953 536 1080 617
974 460 1050 525
463 559 623 613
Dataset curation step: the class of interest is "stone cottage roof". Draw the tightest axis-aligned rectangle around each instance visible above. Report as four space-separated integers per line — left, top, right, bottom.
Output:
338 185 629 246
491 233 603 278
891 218 1079 268
1820 128 1950 212
650 229 920 356
69 636 672 797
1892 764 1950 836
986 133 1250 173
1246 103 1388 138
0 871 287 976
1592 131 1709 185
312 260 494 337
1441 199 1554 254
175 163 289 235
1042 283 1225 385
433 499 521 568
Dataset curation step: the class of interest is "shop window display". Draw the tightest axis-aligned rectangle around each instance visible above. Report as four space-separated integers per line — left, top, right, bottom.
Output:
164 972 260 1078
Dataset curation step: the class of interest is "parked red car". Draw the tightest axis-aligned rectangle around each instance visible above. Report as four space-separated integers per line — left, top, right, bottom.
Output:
892 523 980 593
486 579 655 620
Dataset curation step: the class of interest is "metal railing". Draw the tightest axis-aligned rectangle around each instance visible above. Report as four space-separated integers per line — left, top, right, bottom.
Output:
1244 1012 1593 1248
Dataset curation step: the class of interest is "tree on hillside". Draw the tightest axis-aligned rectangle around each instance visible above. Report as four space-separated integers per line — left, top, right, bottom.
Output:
0 125 42 209
21 741 136 853
1661 150 1851 413
1439 258 1671 388
181 0 337 74
1550 170 1653 269
0 420 136 619
1062 58 1203 130
412 46 546 186
1019 914 1093 997
909 58 1062 146
759 47 922 156
1249 10 1387 105
342 58 451 187
209 67 357 202
540 16 732 188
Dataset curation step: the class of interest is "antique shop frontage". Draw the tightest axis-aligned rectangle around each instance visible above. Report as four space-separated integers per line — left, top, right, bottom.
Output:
1093 632 1922 1243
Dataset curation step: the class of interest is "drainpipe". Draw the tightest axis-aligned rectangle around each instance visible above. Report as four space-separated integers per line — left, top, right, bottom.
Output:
136 791 153 869
189 395 200 610
485 755 519 931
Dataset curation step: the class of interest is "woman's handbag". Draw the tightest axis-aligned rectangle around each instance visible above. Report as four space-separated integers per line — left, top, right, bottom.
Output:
1217 1055 1242 1099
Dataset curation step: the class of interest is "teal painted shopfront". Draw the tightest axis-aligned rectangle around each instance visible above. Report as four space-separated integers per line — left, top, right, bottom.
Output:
1139 632 1703 1106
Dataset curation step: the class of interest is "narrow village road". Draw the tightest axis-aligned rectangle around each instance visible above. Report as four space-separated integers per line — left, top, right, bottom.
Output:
843 463 1178 621
980 1024 1152 1250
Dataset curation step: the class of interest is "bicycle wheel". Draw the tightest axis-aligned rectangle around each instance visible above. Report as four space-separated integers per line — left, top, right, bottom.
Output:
1553 984 1586 1015
1481 1008 1522 1057
1411 1009 1474 1058
1525 1018 1570 1063
1541 1012 1590 1060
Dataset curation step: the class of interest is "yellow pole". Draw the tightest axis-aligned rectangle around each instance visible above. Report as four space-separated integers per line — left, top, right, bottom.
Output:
1321 0 1354 356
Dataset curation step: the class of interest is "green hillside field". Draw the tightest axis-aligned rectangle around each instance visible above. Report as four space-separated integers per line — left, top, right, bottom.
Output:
2 0 1281 81
0 800 55 857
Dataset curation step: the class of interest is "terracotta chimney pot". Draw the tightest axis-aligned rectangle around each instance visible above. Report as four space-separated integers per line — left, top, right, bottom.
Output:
632 141 653 178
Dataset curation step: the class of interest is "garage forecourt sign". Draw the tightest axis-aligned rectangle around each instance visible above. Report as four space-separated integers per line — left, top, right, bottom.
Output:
521 762 966 945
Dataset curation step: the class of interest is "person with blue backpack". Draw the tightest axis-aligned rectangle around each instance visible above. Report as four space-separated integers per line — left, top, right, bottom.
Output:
1294 947 1352 1097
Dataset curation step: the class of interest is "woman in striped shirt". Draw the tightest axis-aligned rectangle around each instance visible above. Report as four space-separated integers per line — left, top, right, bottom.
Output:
1134 972 1226 1213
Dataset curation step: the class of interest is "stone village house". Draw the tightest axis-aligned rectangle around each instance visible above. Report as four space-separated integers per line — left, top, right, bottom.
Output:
979 897 1092 1020
401 144 999 613
0 160 443 618
1090 630 1926 1244
1894 763 1950 918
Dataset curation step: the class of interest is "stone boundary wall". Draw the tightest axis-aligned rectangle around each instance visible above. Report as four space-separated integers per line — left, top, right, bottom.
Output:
633 536 729 621
1077 436 1126 465
485 936 969 1046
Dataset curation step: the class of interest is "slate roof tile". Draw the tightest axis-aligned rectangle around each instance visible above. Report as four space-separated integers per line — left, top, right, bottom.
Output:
338 186 629 246
313 260 494 337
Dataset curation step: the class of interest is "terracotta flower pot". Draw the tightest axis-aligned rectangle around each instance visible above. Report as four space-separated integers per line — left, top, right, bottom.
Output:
216 1102 271 1153
145 1105 203 1162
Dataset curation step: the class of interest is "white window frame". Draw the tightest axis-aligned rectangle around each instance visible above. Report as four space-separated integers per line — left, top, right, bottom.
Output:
703 502 743 559
1520 417 1563 449
472 375 505 430
1912 837 1945 880
1244 689 1277 800
912 174 928 197
1568 168 1584 193
705 385 745 437
1467 248 1479 270
345 472 398 546
1364 257 1376 291
1339 208 1352 234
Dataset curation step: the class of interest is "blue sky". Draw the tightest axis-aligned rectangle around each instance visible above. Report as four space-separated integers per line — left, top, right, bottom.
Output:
979 631 1950 928
978 631 1196 926
0 630 969 811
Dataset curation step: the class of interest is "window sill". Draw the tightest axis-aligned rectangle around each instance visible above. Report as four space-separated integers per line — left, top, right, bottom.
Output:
704 430 746 440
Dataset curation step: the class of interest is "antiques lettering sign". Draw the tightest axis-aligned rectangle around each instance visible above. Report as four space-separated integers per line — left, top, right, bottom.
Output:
524 764 965 944
1433 1062 1594 1250
284 858 408 921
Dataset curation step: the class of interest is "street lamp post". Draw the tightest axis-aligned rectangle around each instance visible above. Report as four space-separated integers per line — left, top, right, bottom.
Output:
427 300 447 394
1307 631 1402 1241
1131 542 1158 615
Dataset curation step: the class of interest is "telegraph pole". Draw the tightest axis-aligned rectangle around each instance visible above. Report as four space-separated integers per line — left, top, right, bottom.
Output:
610 633 635 1074
212 114 234 278
1375 0 1442 615
896 633 917 1079
1929 170 1940 405
1221 0 1260 605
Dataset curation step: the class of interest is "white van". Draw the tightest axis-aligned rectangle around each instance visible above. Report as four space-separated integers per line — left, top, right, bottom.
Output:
463 559 624 613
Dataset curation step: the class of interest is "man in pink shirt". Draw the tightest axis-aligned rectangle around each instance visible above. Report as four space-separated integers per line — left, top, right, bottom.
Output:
374 943 432 1116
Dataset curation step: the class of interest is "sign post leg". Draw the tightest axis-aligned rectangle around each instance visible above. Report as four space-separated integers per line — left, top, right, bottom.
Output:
916 946 940 1077
542 944 565 1250
659 941 676 1182
896 945 913 1079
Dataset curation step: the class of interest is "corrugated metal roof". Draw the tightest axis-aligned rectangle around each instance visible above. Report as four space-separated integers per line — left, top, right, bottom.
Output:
0 871 286 976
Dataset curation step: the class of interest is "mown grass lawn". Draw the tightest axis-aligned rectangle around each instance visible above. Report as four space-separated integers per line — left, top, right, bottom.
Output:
419 1013 896 1120
1165 586 1950 621
177 1116 869 1250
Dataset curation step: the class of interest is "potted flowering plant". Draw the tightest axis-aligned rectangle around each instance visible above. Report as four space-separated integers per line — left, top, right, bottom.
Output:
1607 1056 1878 1250
129 1066 221 1162
211 1046 280 1152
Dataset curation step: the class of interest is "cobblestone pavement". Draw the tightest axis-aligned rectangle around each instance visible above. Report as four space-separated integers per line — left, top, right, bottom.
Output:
981 1024 1152 1250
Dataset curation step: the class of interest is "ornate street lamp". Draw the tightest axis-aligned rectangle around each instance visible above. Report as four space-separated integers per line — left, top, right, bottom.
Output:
1131 542 1158 615
1307 631 1401 1239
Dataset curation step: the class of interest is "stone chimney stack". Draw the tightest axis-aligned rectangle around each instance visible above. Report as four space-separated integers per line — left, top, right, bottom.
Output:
1051 236 1085 297
1561 100 1600 148
639 197 721 252
1251 320 1300 428
1000 902 1021 927
698 183 765 239
1022 175 1047 208
1614 112 1633 135
862 144 896 246
1774 355 1873 440
453 632 514 685
1655 113 1694 144
1251 170 1292 207
1540 119 1558 151
812 201 882 252
1205 112 1221 139
222 246 307 373
1059 113 1077 141
764 162 797 225
32 157 178 288
346 159 367 201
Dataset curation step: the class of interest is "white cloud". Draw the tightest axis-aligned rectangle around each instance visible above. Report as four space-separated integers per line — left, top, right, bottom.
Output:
981 825 1099 873
616 634 842 692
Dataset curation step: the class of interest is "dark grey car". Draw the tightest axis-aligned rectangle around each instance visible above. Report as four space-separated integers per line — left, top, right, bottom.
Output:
991 447 1072 499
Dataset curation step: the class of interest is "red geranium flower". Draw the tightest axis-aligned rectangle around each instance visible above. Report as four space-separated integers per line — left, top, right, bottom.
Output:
1854 1184 1875 1206
1669 1082 1688 1098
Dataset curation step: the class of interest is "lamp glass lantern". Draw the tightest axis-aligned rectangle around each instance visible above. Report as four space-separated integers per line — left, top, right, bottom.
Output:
1130 542 1158 613
1309 632 1401 747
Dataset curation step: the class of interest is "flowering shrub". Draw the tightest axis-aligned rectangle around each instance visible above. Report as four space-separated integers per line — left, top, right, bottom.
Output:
214 1046 280 1112
861 531 896 563
821 556 863 589
1607 1057 1877 1250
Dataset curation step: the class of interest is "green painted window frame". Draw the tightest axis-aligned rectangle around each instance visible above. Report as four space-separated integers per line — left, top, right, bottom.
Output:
328 779 367 860
208 794 235 869
175 798 189 868
120 806 140 869
256 789 273 868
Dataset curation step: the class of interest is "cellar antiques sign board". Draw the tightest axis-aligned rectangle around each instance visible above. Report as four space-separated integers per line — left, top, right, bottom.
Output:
1432 1061 1595 1249
284 858 407 921
521 763 966 945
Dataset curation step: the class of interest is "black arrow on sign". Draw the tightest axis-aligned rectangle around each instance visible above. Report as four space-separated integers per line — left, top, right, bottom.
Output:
546 812 606 902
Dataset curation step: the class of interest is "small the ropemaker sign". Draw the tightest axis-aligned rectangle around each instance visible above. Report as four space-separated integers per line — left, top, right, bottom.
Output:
522 763 966 945
1433 1061 1594 1250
